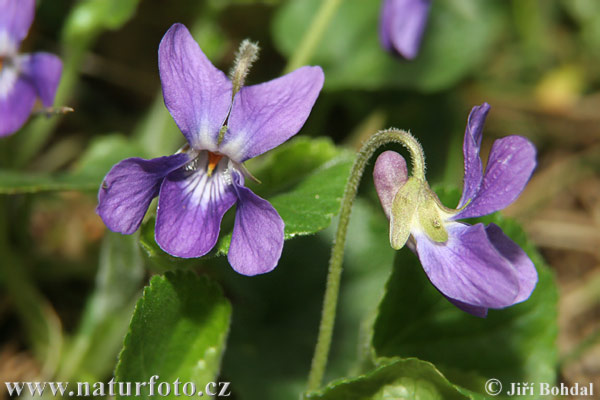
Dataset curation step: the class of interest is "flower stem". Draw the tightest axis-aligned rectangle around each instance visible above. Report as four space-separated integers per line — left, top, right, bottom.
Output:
306 129 426 391
283 0 343 74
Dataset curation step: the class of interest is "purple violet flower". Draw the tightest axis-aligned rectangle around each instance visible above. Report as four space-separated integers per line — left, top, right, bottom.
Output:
0 0 62 137
97 23 324 276
379 0 431 59
373 103 538 317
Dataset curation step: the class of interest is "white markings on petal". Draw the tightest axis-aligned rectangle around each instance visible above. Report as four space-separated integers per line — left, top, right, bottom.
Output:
0 30 17 56
0 31 19 99
218 133 245 162
0 64 18 98
178 153 233 207
155 151 239 258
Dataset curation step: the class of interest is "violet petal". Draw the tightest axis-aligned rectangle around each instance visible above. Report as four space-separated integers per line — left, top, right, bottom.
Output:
0 75 36 137
455 135 536 219
379 0 431 60
486 223 537 303
20 52 62 106
0 0 35 43
379 0 395 52
414 222 521 308
457 103 490 209
373 150 408 219
97 153 190 234
155 156 237 258
221 66 324 162
228 172 284 275
158 23 232 151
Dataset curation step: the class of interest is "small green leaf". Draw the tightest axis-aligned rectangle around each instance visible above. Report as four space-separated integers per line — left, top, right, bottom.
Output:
115 272 231 399
245 136 341 196
248 137 353 238
272 0 504 91
305 358 468 400
270 153 354 236
372 186 558 399
0 134 144 194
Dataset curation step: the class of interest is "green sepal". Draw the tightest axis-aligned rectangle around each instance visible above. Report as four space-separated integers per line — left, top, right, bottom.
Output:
389 178 421 250
418 190 449 243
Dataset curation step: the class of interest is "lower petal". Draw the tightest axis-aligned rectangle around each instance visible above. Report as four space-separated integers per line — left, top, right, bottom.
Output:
228 174 284 276
20 52 63 106
445 297 488 318
486 223 537 303
97 154 190 234
155 158 237 258
415 222 521 309
0 74 36 136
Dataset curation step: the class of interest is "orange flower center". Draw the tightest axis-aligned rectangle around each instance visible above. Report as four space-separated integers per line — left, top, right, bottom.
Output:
207 151 223 177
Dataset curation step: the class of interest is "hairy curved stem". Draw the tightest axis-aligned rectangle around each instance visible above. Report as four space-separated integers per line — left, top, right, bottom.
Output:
306 129 425 391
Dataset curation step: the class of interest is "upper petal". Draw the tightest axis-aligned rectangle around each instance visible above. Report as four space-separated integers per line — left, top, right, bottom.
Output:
228 173 284 275
414 222 521 309
379 0 431 60
0 0 34 43
97 153 190 234
155 155 237 258
20 52 62 106
373 150 408 219
457 103 490 209
220 66 324 162
485 223 537 303
455 135 536 219
158 23 232 151
0 74 36 137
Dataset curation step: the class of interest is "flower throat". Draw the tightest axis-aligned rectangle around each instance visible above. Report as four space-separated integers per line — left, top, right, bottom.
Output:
207 152 223 177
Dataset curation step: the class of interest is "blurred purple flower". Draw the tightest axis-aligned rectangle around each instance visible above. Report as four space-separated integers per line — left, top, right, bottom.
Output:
374 103 538 317
379 0 431 60
0 0 62 137
97 23 324 276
